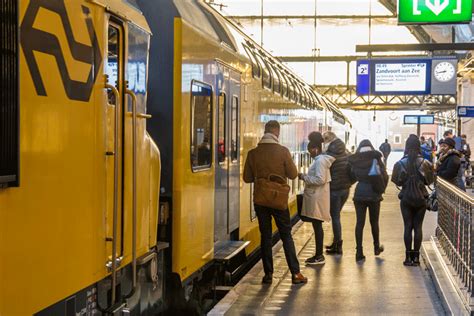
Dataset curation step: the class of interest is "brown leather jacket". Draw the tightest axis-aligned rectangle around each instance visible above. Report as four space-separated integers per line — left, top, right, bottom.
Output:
243 142 298 186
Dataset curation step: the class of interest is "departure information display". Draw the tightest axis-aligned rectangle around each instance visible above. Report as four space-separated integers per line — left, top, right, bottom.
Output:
374 62 429 94
356 57 456 96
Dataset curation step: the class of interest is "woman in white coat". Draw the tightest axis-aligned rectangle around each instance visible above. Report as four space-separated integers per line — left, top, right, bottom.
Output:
298 138 335 265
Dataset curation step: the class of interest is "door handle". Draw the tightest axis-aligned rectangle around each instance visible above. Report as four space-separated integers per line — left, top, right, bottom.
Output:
125 87 138 293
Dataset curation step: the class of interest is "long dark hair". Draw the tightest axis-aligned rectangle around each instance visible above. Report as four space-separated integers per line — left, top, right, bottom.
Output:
404 135 421 173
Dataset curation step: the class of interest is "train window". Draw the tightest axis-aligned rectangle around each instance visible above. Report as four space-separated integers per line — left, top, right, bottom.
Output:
0 0 19 187
191 81 213 171
267 61 281 94
255 53 271 89
288 77 295 101
106 26 121 104
231 96 239 163
243 45 261 78
217 92 226 164
301 86 309 107
293 80 302 104
279 69 289 98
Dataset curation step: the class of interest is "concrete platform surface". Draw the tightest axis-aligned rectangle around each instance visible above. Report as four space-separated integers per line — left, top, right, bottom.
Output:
210 183 446 315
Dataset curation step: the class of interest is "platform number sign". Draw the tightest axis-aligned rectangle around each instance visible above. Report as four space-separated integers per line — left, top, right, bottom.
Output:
398 0 473 24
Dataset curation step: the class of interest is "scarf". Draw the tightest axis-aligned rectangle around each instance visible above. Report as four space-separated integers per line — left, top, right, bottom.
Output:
259 133 279 145
436 149 461 169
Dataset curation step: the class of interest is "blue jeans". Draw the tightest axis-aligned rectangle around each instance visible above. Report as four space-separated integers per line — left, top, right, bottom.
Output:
255 204 300 275
330 189 350 242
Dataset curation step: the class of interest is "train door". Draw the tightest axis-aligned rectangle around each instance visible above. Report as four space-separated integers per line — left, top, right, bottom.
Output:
214 63 241 243
105 21 125 272
228 71 241 235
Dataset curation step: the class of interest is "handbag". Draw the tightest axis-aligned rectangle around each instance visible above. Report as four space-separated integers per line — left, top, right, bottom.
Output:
296 193 312 222
427 187 438 212
254 174 291 211
368 158 388 194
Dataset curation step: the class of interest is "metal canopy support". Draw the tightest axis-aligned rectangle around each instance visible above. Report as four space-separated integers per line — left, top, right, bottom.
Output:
356 43 474 53
378 0 434 43
277 54 431 62
313 85 456 111
229 15 395 20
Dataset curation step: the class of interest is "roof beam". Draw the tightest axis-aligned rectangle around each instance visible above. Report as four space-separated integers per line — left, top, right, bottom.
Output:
277 54 431 62
356 43 474 52
228 15 395 20
378 0 435 43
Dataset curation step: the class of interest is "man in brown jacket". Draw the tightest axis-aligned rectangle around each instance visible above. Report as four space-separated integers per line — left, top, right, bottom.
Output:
243 120 307 285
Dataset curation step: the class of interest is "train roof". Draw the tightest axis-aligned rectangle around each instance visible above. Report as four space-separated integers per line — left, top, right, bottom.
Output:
91 0 151 33
137 0 350 125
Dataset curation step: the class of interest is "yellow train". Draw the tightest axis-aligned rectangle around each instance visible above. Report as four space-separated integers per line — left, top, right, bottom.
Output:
140 0 352 312
0 0 351 314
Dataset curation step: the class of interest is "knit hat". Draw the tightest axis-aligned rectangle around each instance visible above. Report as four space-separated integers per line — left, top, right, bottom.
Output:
443 137 456 148
405 134 421 151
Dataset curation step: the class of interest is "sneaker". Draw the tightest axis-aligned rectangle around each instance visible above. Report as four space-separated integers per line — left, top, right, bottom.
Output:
262 273 273 284
305 255 325 265
291 272 308 284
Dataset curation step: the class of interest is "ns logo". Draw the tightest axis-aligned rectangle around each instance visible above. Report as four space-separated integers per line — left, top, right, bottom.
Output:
21 0 102 102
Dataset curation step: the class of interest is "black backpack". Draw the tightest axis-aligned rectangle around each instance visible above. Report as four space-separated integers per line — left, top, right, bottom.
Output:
400 160 427 208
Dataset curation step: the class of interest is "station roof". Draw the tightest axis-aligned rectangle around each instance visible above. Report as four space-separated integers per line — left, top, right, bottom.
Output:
208 0 474 111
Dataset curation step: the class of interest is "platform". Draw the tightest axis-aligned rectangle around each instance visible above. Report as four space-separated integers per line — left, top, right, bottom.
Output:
210 183 446 315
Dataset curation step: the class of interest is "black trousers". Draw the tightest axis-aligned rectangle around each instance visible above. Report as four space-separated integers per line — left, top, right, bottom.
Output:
354 201 381 250
400 201 426 251
255 204 300 275
311 219 324 256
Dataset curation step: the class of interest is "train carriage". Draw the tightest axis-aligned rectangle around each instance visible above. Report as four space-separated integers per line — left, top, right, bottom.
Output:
1 0 162 314
0 0 352 314
139 0 352 305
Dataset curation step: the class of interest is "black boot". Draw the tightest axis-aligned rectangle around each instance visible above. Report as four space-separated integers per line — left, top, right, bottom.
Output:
403 251 413 266
356 248 365 262
325 242 335 250
326 240 343 255
411 251 420 266
374 244 384 256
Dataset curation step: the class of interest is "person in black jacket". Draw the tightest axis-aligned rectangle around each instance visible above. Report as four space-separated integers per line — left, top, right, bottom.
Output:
436 137 464 190
322 131 353 255
392 135 434 266
348 140 388 262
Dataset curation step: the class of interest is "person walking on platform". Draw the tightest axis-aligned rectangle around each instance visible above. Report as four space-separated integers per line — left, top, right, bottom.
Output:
420 136 433 163
243 120 308 285
392 135 434 266
298 136 335 265
436 138 464 190
348 140 388 262
379 139 391 167
322 131 352 256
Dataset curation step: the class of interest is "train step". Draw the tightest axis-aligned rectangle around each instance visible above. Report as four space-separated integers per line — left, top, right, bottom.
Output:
214 240 250 262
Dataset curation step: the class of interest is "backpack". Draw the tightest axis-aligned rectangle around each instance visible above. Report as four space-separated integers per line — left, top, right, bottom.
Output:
421 145 432 161
400 160 427 208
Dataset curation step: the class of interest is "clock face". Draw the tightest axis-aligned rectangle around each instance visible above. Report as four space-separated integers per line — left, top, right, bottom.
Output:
434 62 456 82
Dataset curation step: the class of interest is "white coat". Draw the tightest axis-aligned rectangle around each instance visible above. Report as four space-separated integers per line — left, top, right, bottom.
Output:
301 154 335 222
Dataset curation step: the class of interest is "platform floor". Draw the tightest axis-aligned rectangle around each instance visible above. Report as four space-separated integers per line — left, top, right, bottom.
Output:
210 183 446 315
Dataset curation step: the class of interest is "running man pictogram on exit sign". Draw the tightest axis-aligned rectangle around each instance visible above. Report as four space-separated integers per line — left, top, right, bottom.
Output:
399 0 473 24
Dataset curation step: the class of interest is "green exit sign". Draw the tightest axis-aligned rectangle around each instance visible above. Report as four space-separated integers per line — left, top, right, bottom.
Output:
399 0 473 24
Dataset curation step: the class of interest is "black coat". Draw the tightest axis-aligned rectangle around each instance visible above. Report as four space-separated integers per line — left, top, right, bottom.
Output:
348 150 387 202
326 138 352 191
391 156 434 200
437 150 462 185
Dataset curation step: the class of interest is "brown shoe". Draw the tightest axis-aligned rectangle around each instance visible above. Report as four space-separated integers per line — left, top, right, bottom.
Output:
291 272 308 284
